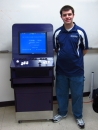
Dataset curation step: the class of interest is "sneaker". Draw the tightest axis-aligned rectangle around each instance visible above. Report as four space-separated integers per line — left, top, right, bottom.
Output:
52 114 67 123
76 118 85 129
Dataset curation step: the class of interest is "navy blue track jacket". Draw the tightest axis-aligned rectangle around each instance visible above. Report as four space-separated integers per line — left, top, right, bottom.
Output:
53 23 88 76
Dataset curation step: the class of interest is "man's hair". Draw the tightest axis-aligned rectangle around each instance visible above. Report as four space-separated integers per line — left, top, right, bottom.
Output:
60 5 74 16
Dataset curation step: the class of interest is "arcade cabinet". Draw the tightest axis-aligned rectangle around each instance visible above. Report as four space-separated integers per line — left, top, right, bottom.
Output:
10 24 54 122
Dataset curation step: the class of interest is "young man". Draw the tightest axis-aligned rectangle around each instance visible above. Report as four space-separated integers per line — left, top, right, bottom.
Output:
53 5 88 129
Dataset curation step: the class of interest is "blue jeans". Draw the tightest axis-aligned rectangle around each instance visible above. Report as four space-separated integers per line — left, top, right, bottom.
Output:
56 74 84 119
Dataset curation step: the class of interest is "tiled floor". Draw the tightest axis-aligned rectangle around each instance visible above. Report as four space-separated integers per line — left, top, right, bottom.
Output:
0 97 98 130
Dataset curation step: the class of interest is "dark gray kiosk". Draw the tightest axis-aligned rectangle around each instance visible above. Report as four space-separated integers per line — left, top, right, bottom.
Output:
10 24 54 123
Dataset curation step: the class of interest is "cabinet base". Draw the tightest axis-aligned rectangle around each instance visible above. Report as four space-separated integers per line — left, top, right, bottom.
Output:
16 111 53 121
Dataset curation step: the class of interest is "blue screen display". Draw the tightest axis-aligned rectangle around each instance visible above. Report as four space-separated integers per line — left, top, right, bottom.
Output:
19 32 47 54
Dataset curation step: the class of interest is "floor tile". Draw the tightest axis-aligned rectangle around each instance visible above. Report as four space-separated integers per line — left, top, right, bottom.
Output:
0 97 98 130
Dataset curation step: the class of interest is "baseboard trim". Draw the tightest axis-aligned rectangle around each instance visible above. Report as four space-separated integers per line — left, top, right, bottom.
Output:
0 92 90 107
0 101 15 107
53 92 90 101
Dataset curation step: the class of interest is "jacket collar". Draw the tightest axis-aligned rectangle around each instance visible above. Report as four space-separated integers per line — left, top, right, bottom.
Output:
61 22 77 32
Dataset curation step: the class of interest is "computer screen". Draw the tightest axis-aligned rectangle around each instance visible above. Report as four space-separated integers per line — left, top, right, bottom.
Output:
19 32 47 54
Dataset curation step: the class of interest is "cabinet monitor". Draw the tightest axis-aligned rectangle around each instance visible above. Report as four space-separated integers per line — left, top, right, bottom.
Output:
19 32 47 55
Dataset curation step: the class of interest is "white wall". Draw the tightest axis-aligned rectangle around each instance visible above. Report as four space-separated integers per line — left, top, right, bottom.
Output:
84 50 98 91
0 0 98 51
0 53 14 102
0 50 98 102
0 0 98 102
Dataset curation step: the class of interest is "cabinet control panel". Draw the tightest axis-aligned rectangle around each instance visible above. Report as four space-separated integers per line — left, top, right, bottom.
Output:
11 57 54 68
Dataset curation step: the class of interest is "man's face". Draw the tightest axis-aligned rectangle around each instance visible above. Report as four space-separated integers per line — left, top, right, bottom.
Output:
61 9 74 25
